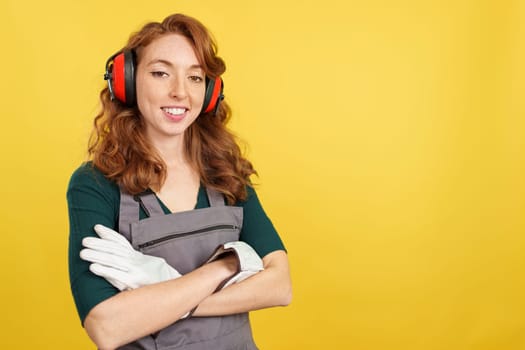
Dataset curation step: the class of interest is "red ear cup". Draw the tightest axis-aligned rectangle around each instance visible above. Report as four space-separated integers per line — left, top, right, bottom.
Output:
202 76 224 114
104 50 136 106
112 53 127 102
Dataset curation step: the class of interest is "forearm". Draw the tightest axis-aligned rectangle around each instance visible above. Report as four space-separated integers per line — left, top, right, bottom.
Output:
193 250 292 317
84 260 234 350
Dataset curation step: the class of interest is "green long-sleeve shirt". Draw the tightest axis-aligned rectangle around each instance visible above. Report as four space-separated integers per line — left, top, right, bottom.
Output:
67 162 285 323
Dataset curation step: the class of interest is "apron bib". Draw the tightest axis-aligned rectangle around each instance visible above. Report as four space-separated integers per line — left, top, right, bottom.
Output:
116 187 258 350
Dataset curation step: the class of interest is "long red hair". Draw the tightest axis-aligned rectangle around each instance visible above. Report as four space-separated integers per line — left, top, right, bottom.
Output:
88 14 256 204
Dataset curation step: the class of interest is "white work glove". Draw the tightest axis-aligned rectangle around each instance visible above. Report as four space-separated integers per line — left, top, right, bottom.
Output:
207 241 264 290
80 224 182 291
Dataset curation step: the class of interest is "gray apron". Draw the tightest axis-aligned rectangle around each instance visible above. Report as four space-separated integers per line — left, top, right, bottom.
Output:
116 187 258 350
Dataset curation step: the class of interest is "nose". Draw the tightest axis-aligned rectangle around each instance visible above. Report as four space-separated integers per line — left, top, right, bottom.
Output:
169 76 187 99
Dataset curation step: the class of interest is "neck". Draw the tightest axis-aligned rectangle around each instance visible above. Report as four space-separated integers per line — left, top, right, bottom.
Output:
149 133 188 169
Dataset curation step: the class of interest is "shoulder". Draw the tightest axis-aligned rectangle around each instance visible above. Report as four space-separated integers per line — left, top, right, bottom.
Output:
68 162 115 189
67 162 119 206
236 185 260 206
235 185 268 219
236 185 287 256
69 161 109 186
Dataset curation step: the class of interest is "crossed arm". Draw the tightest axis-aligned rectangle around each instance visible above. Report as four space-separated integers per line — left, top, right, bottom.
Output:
83 250 291 350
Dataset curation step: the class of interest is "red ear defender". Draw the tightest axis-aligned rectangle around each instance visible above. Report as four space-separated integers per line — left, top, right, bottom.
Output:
105 50 222 112
104 50 137 106
202 77 224 115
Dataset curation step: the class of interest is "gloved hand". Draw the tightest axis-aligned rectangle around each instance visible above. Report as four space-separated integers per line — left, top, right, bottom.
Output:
80 224 182 291
206 241 264 290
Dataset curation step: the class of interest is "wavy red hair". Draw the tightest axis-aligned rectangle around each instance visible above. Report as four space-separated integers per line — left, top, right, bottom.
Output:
88 14 256 204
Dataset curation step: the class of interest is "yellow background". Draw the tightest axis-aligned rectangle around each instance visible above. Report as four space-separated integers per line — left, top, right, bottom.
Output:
1 0 524 348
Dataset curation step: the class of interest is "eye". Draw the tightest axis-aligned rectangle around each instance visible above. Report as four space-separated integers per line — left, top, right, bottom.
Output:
151 71 168 78
189 75 204 83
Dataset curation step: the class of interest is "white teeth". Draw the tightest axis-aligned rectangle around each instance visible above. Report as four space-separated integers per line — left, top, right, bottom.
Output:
162 107 186 116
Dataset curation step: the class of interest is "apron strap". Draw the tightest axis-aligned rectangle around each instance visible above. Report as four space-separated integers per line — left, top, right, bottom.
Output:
206 188 225 207
118 189 139 240
119 188 164 239
136 189 165 217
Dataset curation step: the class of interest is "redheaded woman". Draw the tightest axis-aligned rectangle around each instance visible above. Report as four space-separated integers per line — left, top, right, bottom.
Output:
67 13 291 350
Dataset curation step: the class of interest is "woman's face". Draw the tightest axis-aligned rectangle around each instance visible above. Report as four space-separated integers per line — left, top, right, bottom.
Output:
136 33 205 146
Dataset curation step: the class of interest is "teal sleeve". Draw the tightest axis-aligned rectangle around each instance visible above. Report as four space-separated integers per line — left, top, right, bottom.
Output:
238 186 286 258
67 163 120 324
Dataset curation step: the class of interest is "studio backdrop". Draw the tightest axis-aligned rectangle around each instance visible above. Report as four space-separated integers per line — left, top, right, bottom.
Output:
1 0 524 348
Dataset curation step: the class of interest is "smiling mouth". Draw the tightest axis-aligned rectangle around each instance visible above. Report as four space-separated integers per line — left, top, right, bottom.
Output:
162 107 187 116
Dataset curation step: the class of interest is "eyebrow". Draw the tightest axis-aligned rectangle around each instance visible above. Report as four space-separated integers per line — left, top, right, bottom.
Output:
146 59 202 70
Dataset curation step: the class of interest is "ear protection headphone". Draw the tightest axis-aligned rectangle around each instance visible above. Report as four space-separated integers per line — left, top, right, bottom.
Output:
104 49 224 114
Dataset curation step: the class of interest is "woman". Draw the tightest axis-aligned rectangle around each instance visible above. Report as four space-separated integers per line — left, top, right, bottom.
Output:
67 13 292 350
